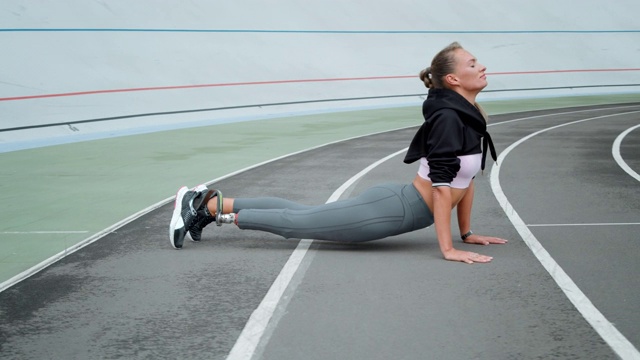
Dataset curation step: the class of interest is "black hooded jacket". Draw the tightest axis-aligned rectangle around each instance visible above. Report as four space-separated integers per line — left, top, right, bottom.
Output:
403 88 497 185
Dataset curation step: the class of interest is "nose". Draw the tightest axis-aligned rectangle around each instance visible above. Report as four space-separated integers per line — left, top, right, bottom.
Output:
479 63 487 72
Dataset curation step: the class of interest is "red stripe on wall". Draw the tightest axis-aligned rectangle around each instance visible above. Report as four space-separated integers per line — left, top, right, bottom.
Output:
1 69 638 102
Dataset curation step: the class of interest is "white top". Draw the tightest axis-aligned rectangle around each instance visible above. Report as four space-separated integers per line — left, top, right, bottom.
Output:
417 153 482 188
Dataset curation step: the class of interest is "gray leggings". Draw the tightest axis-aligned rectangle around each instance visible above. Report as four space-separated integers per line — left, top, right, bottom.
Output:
233 183 433 242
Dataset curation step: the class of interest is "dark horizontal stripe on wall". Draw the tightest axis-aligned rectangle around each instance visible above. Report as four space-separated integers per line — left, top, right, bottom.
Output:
1 84 639 133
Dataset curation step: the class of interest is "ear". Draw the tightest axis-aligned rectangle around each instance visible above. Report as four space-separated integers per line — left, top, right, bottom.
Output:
445 74 458 87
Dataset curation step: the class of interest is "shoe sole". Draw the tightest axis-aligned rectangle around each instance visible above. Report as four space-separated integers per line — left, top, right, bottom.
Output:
169 186 189 249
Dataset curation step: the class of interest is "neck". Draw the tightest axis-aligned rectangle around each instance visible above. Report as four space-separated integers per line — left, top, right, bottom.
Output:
454 89 478 105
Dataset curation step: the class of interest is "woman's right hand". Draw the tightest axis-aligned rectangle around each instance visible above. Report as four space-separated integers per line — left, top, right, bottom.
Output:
443 248 493 264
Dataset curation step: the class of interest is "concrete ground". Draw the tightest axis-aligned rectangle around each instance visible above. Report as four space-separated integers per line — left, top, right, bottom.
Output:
0 98 639 359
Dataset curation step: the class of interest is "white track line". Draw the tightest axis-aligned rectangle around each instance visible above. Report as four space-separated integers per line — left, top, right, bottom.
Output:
0 206 167 293
3 104 639 356
1 231 89 234
527 222 640 227
612 123 640 182
490 110 640 359
227 105 640 360
226 148 407 360
0 125 415 294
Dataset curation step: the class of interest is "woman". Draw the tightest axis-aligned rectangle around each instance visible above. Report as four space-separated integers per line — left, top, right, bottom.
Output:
170 42 508 264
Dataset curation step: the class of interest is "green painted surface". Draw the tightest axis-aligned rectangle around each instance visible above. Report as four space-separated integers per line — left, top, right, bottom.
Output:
0 93 638 286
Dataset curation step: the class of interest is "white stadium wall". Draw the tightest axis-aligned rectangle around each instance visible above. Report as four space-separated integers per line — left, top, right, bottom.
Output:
1 0 639 148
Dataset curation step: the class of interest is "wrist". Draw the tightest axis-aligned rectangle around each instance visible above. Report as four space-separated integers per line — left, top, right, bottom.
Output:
461 230 473 241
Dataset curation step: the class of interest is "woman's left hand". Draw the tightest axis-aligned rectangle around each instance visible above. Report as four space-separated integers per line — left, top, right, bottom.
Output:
463 234 508 245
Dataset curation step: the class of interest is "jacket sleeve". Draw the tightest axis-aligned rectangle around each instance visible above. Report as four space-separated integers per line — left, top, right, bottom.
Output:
425 109 464 186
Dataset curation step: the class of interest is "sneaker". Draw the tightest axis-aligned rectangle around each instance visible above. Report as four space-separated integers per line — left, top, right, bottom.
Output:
186 185 215 242
187 185 227 241
169 186 210 249
188 214 215 242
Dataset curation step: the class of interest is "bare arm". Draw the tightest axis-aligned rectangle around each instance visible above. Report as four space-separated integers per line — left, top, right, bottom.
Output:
456 179 509 246
433 186 493 264
433 186 454 254
456 179 474 236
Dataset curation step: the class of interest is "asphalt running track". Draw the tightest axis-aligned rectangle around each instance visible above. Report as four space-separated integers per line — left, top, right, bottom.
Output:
0 103 639 359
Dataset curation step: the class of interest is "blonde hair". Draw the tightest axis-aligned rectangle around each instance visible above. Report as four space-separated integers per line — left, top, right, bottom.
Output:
419 42 463 89
475 102 489 122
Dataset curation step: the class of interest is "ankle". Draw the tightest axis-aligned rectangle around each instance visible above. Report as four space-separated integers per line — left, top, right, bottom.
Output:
203 205 214 218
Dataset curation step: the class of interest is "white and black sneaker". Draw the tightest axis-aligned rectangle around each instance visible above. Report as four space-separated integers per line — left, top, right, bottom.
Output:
186 184 216 242
169 186 211 249
187 214 216 242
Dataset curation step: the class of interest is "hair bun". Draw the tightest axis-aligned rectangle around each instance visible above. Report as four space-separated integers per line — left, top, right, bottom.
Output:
419 67 433 89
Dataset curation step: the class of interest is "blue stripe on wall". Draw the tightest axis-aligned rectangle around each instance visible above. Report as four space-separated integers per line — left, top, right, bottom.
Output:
1 28 639 34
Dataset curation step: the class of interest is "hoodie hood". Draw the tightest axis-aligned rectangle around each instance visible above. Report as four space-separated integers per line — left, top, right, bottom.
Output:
404 88 497 171
422 88 487 136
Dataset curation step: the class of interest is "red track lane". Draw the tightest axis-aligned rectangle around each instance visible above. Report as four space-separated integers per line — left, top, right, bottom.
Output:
1 68 639 102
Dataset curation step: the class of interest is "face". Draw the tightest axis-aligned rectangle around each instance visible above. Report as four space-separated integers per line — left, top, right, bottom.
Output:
447 49 487 93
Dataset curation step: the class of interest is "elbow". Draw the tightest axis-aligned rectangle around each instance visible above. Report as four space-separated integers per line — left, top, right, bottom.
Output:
432 185 451 201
